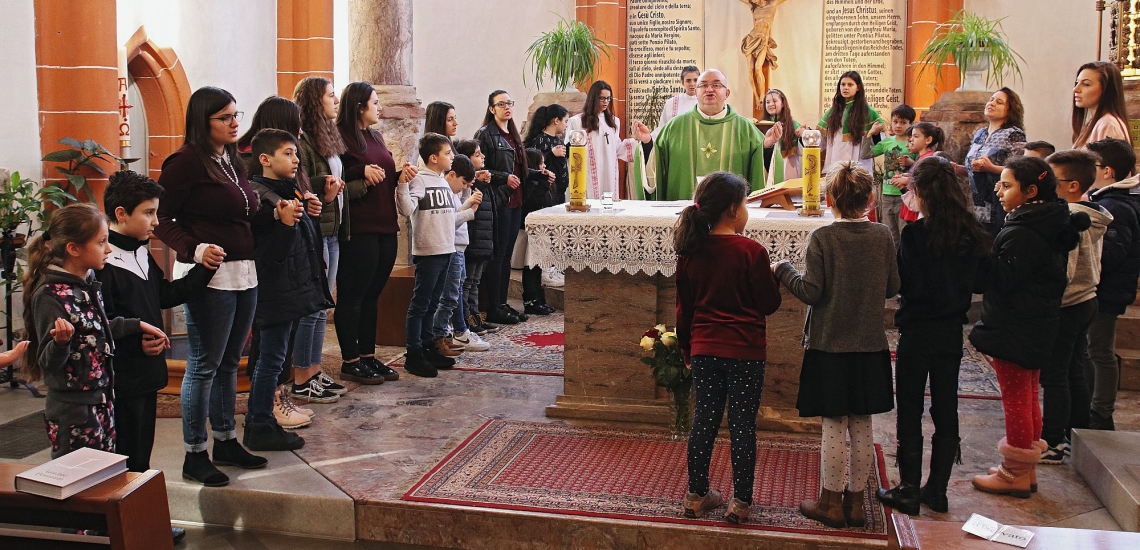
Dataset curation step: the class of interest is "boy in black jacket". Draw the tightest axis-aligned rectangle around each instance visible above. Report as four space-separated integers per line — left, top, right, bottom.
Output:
455 139 500 335
245 129 333 451
99 170 217 473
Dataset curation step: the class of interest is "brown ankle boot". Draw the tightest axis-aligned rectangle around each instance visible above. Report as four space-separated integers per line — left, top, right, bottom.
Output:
972 438 1036 498
435 337 462 357
800 488 846 528
842 489 865 527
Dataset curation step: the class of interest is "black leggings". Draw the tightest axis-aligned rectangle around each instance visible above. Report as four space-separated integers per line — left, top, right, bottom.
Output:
334 233 398 361
894 321 962 444
1041 299 1096 446
485 206 522 307
114 391 157 472
687 356 765 504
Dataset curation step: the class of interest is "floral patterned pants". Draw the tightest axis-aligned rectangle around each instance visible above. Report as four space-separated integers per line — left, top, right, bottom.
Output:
44 396 115 459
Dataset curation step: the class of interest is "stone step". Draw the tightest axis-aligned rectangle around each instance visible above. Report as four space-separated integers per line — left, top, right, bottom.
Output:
507 268 564 311
1071 429 1140 532
1116 348 1140 391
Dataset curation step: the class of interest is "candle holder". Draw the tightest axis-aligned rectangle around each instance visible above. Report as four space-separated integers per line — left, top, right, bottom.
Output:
799 129 823 217
566 130 591 212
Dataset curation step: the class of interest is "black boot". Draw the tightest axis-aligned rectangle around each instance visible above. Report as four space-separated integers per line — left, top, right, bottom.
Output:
182 450 229 486
212 438 268 469
876 438 922 516
403 348 439 378
920 436 959 513
423 347 456 370
243 420 305 451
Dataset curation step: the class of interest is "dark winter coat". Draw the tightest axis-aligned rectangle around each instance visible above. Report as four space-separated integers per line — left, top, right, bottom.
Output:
249 175 334 327
969 200 1087 369
1091 177 1140 315
894 219 989 328
466 179 496 262
526 132 569 208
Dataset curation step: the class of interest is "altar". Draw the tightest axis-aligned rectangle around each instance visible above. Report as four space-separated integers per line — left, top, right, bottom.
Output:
527 200 834 432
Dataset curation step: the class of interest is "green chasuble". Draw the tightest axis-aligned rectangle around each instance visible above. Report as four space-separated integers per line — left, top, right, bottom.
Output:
652 105 766 201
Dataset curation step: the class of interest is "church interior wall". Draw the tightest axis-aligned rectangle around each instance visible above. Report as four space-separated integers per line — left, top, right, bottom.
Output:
1 0 44 182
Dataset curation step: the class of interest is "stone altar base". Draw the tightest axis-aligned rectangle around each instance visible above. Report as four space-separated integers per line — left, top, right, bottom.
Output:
547 268 821 433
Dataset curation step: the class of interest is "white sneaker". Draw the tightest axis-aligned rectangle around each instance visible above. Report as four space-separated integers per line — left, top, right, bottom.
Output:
274 388 313 428
452 330 491 352
542 266 565 288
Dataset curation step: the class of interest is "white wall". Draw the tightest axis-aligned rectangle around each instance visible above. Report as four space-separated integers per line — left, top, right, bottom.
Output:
117 0 278 137
965 0 1104 148
0 0 43 182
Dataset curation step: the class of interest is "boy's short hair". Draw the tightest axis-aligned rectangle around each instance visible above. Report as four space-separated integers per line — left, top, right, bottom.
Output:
1086 138 1136 182
419 132 451 164
525 147 543 169
1047 149 1099 194
452 155 475 181
454 139 479 158
890 104 916 123
251 128 298 161
105 170 164 217
1024 141 1056 156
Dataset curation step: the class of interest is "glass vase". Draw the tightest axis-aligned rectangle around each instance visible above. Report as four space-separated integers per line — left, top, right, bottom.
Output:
669 388 693 440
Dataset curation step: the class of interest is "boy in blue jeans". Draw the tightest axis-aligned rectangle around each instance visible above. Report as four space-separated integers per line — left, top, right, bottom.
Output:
245 129 333 451
438 155 491 352
397 133 482 377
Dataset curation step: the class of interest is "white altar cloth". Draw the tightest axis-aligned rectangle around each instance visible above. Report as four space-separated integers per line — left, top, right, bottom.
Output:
525 200 834 276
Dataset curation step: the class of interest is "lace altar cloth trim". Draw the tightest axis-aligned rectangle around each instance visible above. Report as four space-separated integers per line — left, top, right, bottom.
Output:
525 200 834 276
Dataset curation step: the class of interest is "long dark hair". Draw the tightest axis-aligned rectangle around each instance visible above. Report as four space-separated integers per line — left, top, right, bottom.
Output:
293 76 346 158
336 81 380 155
764 89 797 158
525 103 569 144
1072 61 1132 146
997 87 1025 131
237 96 309 189
673 172 749 256
909 122 945 152
582 81 616 134
480 90 524 146
21 203 107 381
184 86 245 184
825 71 870 141
424 101 455 138
1006 155 1059 202
910 156 991 257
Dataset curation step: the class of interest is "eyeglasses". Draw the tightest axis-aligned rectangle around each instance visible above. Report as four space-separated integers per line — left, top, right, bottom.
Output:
493 101 516 109
696 83 726 90
210 111 244 125
598 96 612 103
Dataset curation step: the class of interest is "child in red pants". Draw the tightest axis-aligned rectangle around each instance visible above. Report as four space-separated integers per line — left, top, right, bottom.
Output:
968 156 1087 497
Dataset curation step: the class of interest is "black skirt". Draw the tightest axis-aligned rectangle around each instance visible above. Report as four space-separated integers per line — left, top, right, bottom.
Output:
796 349 894 417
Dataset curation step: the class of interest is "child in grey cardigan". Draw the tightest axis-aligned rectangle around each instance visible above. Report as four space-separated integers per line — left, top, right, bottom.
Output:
773 162 900 529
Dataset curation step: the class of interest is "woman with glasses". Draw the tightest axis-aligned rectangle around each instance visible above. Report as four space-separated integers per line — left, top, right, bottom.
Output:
156 86 267 486
566 81 653 200
965 88 1026 236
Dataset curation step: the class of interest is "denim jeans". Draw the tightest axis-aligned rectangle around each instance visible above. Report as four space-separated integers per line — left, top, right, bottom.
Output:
1041 299 1096 445
181 286 257 452
1085 310 1120 417
247 320 295 424
464 258 488 316
407 253 452 351
304 236 340 365
292 310 325 368
434 250 466 337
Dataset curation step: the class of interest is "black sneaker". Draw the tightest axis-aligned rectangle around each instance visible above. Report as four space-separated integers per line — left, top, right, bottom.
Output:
362 356 400 381
403 348 438 378
538 302 556 314
243 420 305 451
1089 409 1115 430
292 378 340 404
182 450 229 486
211 438 268 469
423 347 456 369
504 303 528 322
485 305 519 325
524 300 552 315
340 360 385 385
312 371 348 395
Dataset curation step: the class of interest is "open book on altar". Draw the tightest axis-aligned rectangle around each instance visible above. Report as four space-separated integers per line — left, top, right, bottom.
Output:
15 447 127 500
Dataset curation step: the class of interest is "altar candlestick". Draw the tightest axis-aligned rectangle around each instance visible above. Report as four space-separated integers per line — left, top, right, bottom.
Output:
567 130 591 212
800 129 823 217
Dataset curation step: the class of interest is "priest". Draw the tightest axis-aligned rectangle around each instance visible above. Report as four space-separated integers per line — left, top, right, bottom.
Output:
641 69 767 201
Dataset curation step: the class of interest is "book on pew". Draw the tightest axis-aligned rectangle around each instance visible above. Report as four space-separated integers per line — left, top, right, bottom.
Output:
14 447 128 500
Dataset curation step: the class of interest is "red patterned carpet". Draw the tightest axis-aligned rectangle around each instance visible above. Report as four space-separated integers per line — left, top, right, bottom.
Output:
404 420 890 539
389 313 564 376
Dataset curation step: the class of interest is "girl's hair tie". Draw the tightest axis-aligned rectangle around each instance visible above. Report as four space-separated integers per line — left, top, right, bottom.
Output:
693 202 701 210
1039 170 1048 181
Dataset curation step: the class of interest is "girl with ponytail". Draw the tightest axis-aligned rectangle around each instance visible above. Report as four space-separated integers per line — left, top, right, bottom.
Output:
675 172 782 524
23 203 168 458
894 122 948 222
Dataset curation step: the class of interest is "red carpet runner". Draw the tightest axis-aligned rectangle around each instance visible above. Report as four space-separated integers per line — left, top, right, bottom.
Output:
405 420 890 538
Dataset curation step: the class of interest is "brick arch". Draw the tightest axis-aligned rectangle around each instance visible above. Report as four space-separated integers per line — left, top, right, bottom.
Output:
124 26 193 181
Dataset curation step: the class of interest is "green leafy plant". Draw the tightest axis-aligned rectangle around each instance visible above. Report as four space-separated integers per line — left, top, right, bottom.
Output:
0 170 77 294
525 16 611 91
639 324 692 436
41 137 124 203
917 10 1025 88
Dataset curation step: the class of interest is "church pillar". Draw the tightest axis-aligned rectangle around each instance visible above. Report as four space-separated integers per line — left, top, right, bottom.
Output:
905 0 963 113
576 0 629 126
34 0 120 203
277 0 335 98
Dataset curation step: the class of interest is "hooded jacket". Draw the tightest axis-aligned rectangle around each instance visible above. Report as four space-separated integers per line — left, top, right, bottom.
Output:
249 175 334 327
465 179 496 262
1091 175 1140 315
969 199 1088 369
1063 201 1113 307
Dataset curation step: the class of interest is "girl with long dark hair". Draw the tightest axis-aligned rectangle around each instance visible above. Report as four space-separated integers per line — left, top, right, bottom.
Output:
155 86 266 486
566 81 652 199
761 88 803 185
1072 61 1132 148
876 156 991 516
424 101 459 141
817 71 884 174
523 103 570 312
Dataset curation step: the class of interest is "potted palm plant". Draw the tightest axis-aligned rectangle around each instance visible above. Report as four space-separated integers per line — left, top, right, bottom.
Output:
524 16 611 127
917 10 1025 91
0 169 77 286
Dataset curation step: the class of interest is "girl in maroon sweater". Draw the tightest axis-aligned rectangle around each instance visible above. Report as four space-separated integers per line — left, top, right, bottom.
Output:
676 172 782 525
